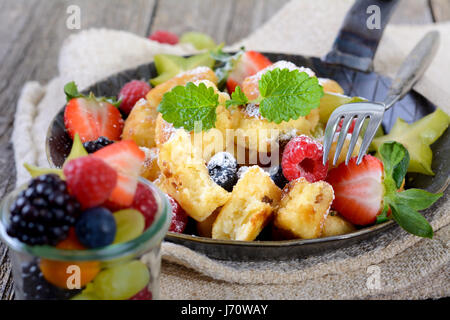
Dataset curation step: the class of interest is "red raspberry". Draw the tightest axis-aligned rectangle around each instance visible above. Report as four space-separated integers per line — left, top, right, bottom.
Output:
118 80 151 115
130 287 152 300
167 195 188 233
63 156 117 209
336 118 357 134
148 30 179 45
131 183 158 228
281 135 328 183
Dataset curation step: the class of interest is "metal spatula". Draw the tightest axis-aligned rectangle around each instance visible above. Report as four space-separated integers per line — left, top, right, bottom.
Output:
322 31 440 166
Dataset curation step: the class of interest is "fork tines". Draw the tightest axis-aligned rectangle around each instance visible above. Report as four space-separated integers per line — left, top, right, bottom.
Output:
322 102 385 166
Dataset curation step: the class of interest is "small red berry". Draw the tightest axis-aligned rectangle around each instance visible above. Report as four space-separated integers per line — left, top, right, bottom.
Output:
118 80 151 115
148 30 179 45
281 135 328 183
336 118 357 134
63 156 117 209
131 183 158 229
167 195 188 233
130 287 152 300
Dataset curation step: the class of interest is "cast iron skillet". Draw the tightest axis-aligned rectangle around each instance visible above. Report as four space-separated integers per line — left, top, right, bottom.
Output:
45 0 449 260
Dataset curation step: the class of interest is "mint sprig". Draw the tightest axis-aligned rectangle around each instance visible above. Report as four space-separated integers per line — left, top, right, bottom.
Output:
378 141 442 238
226 86 248 108
64 81 121 108
226 68 324 124
157 82 219 132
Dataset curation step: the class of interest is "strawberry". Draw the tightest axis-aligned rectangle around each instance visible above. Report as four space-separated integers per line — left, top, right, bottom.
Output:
63 156 118 209
226 51 272 94
93 140 145 207
63 82 124 143
326 155 384 225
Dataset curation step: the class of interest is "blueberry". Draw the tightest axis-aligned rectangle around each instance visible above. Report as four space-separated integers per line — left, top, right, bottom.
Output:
75 207 116 248
269 165 288 189
207 152 238 192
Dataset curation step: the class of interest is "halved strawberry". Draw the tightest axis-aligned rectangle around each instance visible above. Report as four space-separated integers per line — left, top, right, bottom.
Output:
63 82 124 143
93 140 145 206
326 155 384 225
226 51 272 94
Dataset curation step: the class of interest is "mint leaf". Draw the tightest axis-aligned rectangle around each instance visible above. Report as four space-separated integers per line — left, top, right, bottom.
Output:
394 189 442 211
64 81 82 101
379 141 410 191
226 86 248 108
389 201 433 238
157 82 219 132
258 68 323 123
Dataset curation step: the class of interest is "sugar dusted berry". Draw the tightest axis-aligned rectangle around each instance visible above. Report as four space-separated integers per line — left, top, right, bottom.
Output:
167 195 188 233
281 135 328 182
118 80 151 115
149 30 179 45
75 207 116 248
83 136 114 153
207 152 238 192
63 156 117 209
7 174 80 246
131 183 158 229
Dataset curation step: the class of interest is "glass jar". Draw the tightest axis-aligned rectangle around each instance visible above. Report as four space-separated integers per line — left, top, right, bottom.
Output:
0 178 171 300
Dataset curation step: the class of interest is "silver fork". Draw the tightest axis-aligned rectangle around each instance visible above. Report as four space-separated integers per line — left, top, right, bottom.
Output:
322 31 440 166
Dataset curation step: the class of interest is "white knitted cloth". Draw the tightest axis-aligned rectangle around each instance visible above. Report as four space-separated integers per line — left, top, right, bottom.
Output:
12 0 450 299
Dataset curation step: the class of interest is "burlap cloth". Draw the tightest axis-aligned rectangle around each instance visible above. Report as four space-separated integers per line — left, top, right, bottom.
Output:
12 0 449 299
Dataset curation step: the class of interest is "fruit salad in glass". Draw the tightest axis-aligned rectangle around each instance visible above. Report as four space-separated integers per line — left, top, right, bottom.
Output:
0 137 171 300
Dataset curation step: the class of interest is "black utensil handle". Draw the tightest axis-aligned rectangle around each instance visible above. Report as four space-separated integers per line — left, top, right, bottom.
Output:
324 0 399 72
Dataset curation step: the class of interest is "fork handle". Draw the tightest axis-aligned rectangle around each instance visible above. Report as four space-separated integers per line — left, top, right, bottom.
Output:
383 31 440 110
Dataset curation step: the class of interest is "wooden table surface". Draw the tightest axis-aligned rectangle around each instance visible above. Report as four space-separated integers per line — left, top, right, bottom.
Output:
0 0 449 300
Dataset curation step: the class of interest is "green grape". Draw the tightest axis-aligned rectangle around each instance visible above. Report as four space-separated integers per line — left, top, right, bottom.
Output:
179 32 216 50
91 260 150 300
113 209 145 244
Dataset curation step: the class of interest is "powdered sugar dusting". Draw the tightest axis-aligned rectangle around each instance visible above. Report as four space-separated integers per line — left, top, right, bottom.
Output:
237 166 249 179
244 103 263 119
207 152 237 171
176 66 211 81
250 60 316 82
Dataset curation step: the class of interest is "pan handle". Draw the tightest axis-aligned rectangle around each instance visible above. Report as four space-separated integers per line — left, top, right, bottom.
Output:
323 0 399 72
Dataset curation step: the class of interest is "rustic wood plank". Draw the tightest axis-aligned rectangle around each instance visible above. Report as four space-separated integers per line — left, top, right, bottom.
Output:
150 0 234 43
225 0 290 44
430 0 450 21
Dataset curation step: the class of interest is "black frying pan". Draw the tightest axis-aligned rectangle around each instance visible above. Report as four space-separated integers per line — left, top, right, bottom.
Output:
46 0 449 260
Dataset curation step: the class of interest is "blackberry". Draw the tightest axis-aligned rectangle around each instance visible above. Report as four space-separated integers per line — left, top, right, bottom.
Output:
21 261 81 300
83 136 114 153
7 174 81 246
269 165 289 189
207 152 238 192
